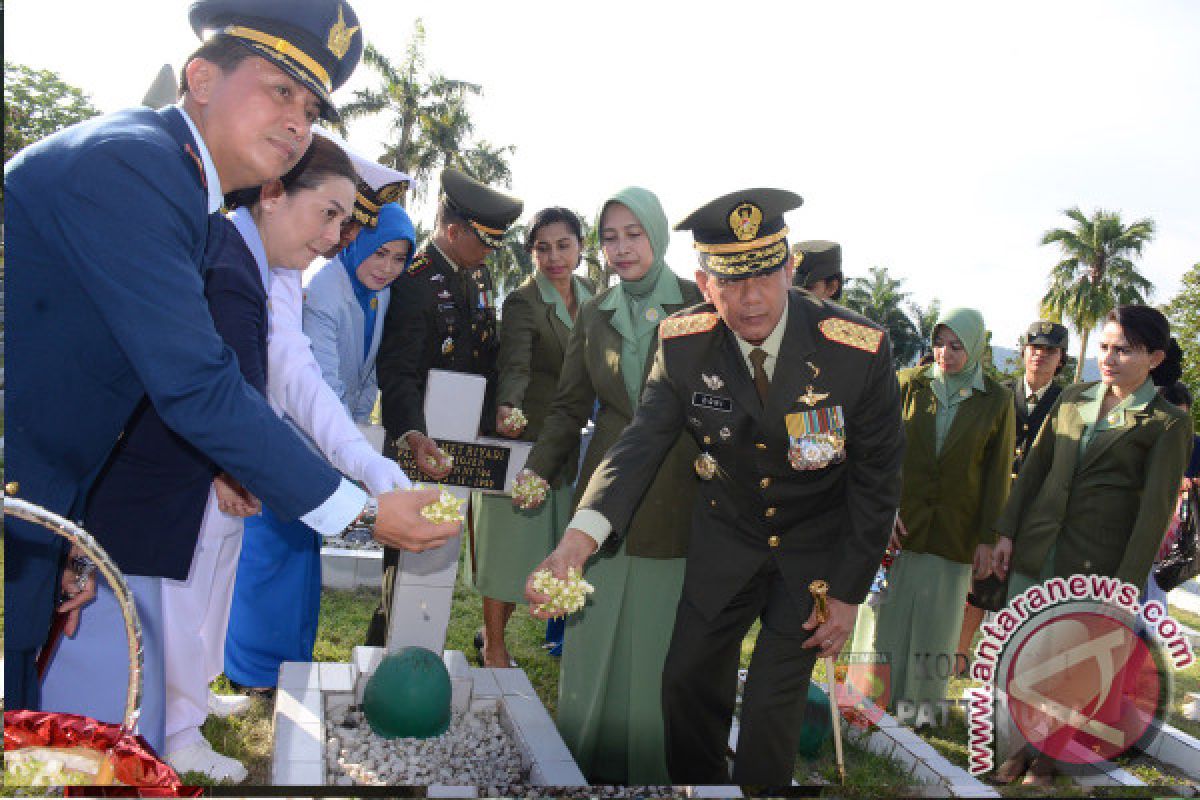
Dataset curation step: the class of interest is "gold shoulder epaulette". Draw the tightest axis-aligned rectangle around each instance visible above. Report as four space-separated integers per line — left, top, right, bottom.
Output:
408 252 432 276
660 312 719 340
820 317 883 354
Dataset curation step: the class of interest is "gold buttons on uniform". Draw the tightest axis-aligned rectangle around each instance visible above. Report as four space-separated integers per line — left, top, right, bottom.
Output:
5 482 19 496
760 477 771 489
768 535 781 548
765 507 777 518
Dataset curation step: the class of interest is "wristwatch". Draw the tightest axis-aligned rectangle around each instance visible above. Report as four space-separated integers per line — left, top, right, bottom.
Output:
345 496 379 534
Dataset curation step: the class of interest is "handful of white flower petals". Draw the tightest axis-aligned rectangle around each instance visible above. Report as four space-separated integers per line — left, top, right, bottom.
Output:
504 407 528 430
512 470 550 510
418 486 465 524
530 567 594 616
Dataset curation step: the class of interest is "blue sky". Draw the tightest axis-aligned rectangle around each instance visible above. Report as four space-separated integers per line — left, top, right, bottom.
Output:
6 1 1196 360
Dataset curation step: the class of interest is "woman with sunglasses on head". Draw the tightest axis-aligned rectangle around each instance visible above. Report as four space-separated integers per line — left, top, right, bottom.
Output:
222 198 417 703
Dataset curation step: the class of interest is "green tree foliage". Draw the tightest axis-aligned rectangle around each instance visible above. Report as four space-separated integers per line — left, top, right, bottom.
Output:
336 21 514 204
489 223 533 295
1162 263 1200 428
4 61 99 162
842 267 921 368
1039 207 1156 381
908 298 942 361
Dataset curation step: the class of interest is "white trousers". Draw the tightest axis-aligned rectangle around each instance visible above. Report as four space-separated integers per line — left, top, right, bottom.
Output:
161 486 245 753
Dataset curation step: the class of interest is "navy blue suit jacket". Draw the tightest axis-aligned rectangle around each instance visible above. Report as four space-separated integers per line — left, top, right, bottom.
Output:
4 107 339 702
84 215 269 579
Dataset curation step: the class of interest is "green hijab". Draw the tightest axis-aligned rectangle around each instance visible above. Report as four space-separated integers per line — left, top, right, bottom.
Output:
931 307 987 403
595 187 683 409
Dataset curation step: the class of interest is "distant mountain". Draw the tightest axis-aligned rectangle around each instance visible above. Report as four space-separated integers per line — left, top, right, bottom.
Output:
990 345 1099 381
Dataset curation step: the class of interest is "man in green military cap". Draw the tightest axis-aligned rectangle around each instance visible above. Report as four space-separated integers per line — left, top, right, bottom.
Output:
791 239 844 301
528 189 905 785
370 167 523 645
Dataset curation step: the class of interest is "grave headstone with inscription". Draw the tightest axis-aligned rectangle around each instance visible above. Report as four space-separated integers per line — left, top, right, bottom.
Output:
386 370 530 653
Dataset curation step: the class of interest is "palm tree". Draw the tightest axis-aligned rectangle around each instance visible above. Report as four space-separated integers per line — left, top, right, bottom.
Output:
908 298 942 361
1040 207 1155 381
842 267 921 368
455 141 516 188
336 22 486 203
489 223 534 295
579 214 613 289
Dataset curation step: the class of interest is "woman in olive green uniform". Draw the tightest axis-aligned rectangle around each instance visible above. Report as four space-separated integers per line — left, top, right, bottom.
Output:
870 308 1015 713
989 305 1192 786
469 208 595 668
521 187 702 784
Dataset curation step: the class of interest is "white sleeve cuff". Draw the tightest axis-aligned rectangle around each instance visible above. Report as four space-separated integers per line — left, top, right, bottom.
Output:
301 478 367 536
569 508 612 548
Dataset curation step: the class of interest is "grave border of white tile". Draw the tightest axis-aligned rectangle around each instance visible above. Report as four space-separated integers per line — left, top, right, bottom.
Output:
320 545 383 590
272 647 585 788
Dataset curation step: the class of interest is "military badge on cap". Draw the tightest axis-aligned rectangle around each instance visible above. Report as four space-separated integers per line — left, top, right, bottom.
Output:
786 406 847 471
440 168 523 249
675 188 803 280
189 0 364 121
1021 319 1069 350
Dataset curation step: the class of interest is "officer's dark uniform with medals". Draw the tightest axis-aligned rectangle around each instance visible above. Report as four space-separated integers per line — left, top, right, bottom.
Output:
967 320 1068 610
368 168 522 645
572 190 905 785
791 239 844 300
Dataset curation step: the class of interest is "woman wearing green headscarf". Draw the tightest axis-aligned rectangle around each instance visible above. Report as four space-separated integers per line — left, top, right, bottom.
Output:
869 307 1015 713
519 187 703 783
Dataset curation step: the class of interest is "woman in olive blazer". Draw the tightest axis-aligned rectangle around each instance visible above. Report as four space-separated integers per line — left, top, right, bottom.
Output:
989 305 1192 787
521 188 702 784
870 308 1015 712
470 207 595 668
994 307 1193 591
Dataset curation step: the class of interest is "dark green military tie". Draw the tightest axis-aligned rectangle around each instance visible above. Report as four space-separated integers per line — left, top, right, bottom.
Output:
749 347 770 406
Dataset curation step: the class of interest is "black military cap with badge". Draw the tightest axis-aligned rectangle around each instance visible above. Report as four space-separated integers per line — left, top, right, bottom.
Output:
791 240 843 294
189 0 364 121
440 168 524 249
1021 320 1069 350
671 188 855 475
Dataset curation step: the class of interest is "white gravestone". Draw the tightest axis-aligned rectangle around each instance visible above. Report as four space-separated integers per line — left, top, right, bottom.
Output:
386 370 530 653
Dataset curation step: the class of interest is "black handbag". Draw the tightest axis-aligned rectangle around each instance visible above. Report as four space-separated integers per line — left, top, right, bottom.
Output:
1154 484 1199 593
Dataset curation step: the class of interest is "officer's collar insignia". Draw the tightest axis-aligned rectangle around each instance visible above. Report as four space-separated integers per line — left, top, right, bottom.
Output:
327 5 360 60
1040 322 1052 334
702 373 724 390
729 203 763 242
798 386 830 407
183 143 206 189
661 312 720 340
819 317 883 354
409 252 433 276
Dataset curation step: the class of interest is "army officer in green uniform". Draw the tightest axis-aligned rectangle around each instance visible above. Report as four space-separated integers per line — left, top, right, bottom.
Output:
791 239 843 301
528 189 905 786
369 168 522 645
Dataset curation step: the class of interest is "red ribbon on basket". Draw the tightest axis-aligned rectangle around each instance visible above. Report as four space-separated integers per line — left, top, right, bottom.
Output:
4 710 201 795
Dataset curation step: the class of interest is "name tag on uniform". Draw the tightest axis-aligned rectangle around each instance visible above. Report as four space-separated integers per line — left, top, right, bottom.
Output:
692 392 733 412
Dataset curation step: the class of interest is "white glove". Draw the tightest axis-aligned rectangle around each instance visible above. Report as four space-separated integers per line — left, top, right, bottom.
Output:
338 441 412 495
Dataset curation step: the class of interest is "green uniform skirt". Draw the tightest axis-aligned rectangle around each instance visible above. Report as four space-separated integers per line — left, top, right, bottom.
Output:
467 485 572 604
557 547 686 785
871 550 972 712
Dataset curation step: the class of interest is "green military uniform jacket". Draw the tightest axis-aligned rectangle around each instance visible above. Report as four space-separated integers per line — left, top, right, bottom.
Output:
495 274 596 469
577 290 906 621
377 243 499 440
995 381 1194 585
896 365 1016 564
524 279 704 558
